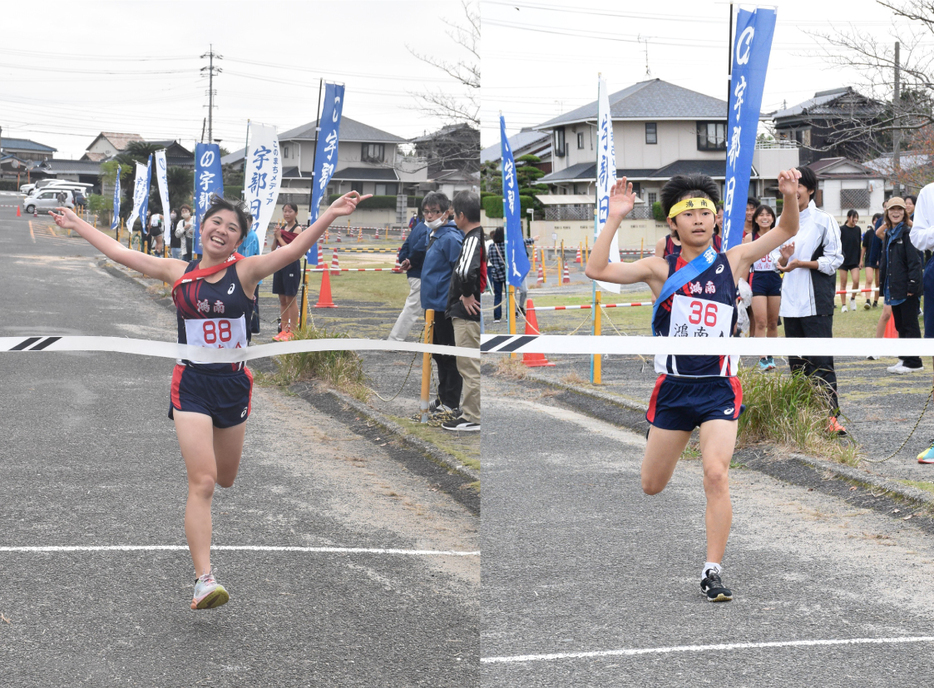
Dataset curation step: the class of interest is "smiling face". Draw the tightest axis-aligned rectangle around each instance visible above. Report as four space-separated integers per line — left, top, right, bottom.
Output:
200 208 244 258
755 208 775 232
887 206 906 226
796 182 813 211
906 198 915 216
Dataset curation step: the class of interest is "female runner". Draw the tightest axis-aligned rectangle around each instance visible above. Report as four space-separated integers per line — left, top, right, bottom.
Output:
50 190 368 609
586 169 801 602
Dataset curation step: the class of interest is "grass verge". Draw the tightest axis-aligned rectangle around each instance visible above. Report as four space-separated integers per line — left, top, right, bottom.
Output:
390 415 481 475
737 366 861 466
258 325 370 401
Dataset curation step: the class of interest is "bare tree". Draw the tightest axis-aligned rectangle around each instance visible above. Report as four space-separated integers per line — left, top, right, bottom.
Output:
407 0 480 127
804 1 934 187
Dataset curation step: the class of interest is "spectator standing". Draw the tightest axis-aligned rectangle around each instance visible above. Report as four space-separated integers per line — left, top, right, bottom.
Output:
271 202 303 342
388 205 430 341
908 183 934 461
442 191 485 432
864 212 884 308
838 210 862 312
878 197 923 373
169 208 183 259
745 204 781 371
776 166 846 434
176 205 194 260
488 227 507 322
419 192 464 416
150 212 165 256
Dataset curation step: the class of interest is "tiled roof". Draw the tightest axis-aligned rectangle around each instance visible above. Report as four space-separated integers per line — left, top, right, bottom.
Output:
648 159 730 179
481 128 551 164
1 137 57 153
536 79 727 129
540 162 656 183
90 132 144 151
771 87 883 120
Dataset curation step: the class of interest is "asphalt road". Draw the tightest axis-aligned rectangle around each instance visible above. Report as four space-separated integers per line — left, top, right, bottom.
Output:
482 375 934 687
0 205 479 687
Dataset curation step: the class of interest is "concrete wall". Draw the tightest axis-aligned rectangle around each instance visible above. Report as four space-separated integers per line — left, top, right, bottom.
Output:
819 178 886 222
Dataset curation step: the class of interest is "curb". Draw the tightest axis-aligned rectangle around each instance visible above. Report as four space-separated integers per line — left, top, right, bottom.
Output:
321 386 480 483
97 257 477 483
521 368 934 512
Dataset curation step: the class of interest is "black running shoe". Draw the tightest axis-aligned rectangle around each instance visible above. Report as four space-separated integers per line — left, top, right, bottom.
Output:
700 569 733 602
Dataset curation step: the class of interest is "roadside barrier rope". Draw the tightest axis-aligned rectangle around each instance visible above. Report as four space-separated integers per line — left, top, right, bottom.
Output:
1 336 480 360
368 320 433 403
480 334 934 358
861 384 934 463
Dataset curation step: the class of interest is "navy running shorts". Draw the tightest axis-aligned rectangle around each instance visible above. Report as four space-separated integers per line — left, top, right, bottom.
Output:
272 259 302 296
169 364 253 428
750 270 782 297
646 374 744 432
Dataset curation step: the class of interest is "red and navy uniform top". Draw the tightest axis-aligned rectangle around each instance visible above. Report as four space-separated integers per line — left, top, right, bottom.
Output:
175 260 254 373
664 234 721 258
652 252 738 378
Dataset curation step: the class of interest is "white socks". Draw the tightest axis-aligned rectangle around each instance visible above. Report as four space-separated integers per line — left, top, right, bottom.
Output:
702 562 722 579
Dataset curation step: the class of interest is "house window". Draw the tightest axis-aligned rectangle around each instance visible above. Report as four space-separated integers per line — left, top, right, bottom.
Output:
351 181 364 194
645 123 657 145
648 192 657 204
555 129 566 157
577 132 584 149
362 143 384 163
375 183 398 196
696 121 727 151
283 145 290 158
840 188 869 209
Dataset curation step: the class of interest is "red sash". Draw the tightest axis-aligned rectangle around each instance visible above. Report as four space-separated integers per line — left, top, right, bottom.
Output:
171 253 244 306
278 228 299 245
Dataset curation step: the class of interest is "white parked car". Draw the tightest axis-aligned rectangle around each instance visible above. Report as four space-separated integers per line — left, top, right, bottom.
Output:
20 183 36 194
22 188 74 214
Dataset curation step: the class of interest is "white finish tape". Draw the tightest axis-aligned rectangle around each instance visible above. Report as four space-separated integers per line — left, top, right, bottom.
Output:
1 336 480 360
481 334 934 358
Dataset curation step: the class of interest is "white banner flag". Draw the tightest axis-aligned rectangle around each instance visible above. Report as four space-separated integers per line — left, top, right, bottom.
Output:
594 75 621 294
243 123 282 254
126 160 150 233
154 149 171 224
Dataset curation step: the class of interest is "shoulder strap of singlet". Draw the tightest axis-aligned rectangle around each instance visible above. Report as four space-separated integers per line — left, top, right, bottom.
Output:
650 246 719 335
171 253 244 305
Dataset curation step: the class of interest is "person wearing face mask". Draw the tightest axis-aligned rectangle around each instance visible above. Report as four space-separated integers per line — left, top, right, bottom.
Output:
176 205 194 260
169 208 183 259
419 191 464 417
877 197 922 374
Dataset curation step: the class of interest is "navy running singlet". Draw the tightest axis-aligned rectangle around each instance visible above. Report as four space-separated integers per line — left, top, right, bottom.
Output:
652 252 738 377
175 260 254 372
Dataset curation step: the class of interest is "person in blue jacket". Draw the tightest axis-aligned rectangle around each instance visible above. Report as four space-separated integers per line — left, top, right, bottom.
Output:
419 191 464 415
388 205 429 341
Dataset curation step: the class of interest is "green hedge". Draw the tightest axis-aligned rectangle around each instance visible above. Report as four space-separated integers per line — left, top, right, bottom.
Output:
652 201 665 223
482 194 536 219
0 180 20 191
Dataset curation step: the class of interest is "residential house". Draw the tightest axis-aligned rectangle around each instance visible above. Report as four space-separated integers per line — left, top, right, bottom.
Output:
0 136 57 163
480 127 552 173
410 122 481 183
222 116 428 225
83 132 146 162
147 140 195 168
806 157 885 220
770 87 885 165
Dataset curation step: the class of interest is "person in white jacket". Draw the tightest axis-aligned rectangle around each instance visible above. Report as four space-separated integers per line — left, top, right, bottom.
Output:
908 182 934 463
774 166 846 435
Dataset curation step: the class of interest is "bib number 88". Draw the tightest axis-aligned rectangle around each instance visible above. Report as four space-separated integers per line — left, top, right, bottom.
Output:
688 301 719 327
202 319 232 344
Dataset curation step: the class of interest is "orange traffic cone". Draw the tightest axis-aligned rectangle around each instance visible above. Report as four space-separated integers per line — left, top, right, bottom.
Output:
337 229 342 243
884 313 898 339
331 249 340 275
522 299 554 367
575 246 582 263
33 207 38 217
317 244 324 264
562 263 571 284
16 205 21 217
536 264 544 286
315 268 338 308
375 227 380 240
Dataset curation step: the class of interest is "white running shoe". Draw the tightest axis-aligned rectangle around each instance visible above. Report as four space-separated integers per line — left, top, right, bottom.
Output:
841 304 848 312
887 363 923 374
191 568 229 610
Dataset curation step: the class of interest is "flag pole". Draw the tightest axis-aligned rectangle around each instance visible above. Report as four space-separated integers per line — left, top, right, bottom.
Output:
591 74 601 384
300 79 325 330
502 112 517 345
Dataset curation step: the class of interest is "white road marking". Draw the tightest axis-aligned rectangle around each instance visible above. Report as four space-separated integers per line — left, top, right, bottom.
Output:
481 636 934 664
0 545 479 556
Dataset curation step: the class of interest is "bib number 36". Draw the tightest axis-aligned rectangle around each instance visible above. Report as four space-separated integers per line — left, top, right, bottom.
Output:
688 301 719 327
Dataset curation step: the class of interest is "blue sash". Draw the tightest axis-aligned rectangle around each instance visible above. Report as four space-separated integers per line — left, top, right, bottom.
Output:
651 246 718 335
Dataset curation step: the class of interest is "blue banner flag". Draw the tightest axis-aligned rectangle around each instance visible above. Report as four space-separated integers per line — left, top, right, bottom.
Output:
193 143 224 256
111 165 121 231
139 154 152 239
722 6 777 250
308 82 345 264
500 115 529 288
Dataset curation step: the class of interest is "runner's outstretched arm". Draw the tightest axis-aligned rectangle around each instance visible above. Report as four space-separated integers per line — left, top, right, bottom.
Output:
585 178 666 294
49 207 187 284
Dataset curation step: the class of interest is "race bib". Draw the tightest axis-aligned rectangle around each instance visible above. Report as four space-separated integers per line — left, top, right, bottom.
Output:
752 253 774 272
668 294 732 339
184 316 247 363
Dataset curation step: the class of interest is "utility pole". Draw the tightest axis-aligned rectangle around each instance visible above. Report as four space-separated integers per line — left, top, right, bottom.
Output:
200 45 223 144
893 41 901 196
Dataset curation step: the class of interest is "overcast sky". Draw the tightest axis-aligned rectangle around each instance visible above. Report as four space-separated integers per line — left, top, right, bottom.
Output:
481 0 928 147
0 0 473 159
